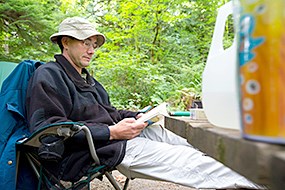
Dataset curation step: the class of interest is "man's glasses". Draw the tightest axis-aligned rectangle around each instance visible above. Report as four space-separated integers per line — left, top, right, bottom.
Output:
82 39 98 50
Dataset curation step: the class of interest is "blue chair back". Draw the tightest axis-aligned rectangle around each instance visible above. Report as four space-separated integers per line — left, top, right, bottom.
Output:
0 61 17 89
0 60 44 190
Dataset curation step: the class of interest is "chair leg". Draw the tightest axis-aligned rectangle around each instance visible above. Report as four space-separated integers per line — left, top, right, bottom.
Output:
105 172 122 190
123 178 130 190
26 153 40 178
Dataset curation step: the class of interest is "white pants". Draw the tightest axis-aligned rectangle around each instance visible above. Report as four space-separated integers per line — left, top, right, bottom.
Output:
117 124 265 189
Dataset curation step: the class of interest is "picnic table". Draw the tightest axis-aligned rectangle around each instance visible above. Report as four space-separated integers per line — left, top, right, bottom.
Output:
165 116 285 190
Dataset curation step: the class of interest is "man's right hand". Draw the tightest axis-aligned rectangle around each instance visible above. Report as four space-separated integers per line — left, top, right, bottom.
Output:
108 118 147 140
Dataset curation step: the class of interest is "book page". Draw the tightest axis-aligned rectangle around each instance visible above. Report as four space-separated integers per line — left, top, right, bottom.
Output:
136 102 169 124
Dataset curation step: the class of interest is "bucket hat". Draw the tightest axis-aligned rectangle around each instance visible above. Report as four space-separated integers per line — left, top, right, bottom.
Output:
50 17 106 47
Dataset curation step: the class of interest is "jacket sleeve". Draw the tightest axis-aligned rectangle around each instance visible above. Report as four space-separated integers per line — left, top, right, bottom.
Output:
118 109 139 119
26 66 110 141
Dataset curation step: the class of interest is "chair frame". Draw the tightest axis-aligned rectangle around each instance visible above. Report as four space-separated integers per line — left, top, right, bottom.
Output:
17 122 130 190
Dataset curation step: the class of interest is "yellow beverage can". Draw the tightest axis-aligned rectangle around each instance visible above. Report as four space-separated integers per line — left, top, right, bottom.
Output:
234 0 285 143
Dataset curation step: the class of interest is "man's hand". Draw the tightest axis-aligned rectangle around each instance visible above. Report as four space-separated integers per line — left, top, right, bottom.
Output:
136 113 144 119
108 118 147 140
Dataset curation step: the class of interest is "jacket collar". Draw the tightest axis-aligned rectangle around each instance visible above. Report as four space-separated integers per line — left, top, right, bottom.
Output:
54 54 95 87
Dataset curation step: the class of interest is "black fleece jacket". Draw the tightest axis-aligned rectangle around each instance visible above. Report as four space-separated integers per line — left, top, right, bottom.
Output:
25 54 139 181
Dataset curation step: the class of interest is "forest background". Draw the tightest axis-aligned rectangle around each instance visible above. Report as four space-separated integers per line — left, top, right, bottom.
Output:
0 0 233 111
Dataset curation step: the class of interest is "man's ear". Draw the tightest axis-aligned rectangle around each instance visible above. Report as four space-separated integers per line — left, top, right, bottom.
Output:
61 36 70 49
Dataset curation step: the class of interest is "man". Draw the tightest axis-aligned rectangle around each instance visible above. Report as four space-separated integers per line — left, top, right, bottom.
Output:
26 17 264 189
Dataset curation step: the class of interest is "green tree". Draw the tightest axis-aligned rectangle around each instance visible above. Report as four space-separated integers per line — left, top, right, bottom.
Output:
86 0 231 110
0 0 58 61
0 0 89 62
0 0 233 110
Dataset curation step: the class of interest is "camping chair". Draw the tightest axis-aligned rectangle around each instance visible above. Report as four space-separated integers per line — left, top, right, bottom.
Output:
17 122 130 190
0 60 130 190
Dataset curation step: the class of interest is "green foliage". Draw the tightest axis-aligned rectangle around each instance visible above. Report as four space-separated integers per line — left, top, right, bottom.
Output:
0 0 58 61
0 0 88 62
0 0 233 110
88 0 232 110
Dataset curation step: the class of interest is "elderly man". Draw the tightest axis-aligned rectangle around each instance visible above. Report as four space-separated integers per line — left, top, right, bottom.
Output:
26 17 264 189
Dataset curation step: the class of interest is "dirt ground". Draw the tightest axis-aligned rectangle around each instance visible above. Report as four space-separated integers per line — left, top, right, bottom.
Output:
90 170 197 190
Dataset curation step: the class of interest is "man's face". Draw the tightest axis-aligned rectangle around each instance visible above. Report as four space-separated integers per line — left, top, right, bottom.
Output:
62 36 98 73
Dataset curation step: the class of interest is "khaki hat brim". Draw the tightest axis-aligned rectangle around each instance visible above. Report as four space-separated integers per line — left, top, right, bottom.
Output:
49 17 106 47
50 31 105 47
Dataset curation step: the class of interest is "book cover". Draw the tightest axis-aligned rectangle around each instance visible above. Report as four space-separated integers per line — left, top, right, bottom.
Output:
137 102 169 125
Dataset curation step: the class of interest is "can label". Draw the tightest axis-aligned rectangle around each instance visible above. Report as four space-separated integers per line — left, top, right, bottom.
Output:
236 0 285 143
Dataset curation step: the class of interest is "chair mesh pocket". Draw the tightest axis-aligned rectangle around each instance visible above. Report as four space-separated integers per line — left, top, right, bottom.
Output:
38 134 65 161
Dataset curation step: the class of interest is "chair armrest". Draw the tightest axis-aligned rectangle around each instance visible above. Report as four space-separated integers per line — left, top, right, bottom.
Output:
18 122 100 164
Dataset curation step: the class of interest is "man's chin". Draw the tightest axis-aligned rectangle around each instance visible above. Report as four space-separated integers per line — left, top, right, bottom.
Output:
81 60 91 67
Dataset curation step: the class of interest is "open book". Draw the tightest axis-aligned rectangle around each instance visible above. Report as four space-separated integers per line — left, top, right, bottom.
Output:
137 102 169 126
